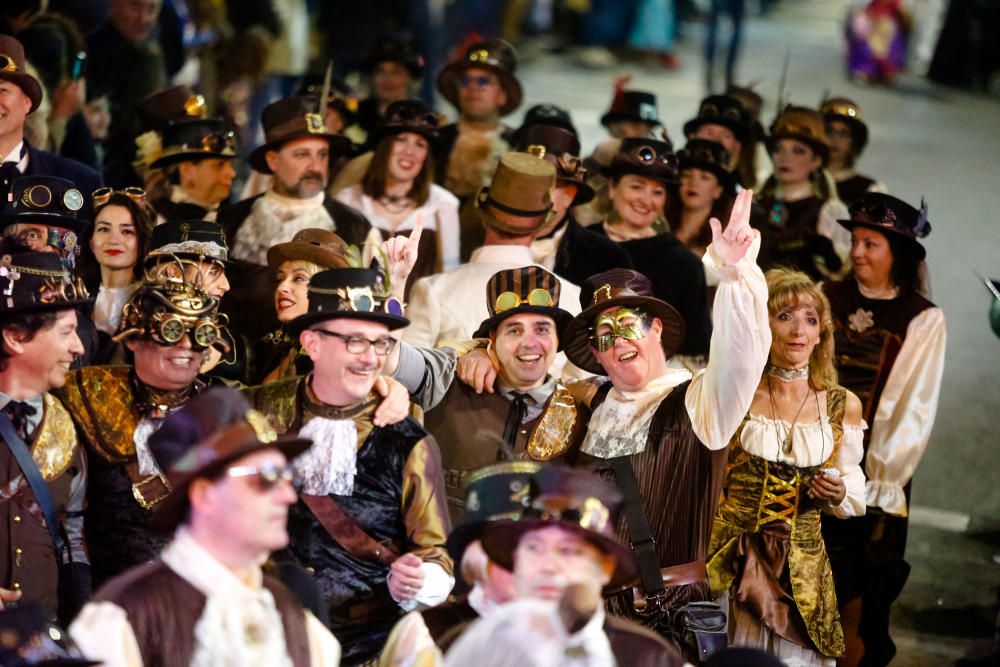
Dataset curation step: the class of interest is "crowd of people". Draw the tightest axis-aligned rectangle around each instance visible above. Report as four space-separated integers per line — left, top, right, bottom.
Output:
0 3 949 667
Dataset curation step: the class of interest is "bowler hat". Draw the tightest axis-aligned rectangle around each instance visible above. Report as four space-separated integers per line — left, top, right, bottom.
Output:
0 603 99 666
821 96 869 155
473 266 574 341
267 228 349 273
603 137 679 185
0 252 93 317
0 35 43 112
249 96 353 174
1 176 88 235
677 139 735 192
837 192 930 259
149 118 237 170
437 39 522 116
601 90 661 128
288 267 408 335
683 94 752 146
474 152 556 236
513 125 594 206
767 105 829 164
145 220 229 267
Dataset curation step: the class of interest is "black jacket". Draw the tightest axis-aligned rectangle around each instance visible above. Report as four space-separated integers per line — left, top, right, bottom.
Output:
550 216 633 286
21 141 103 220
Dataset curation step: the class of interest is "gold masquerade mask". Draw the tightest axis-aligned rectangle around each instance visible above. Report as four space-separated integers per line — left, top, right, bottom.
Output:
588 307 650 352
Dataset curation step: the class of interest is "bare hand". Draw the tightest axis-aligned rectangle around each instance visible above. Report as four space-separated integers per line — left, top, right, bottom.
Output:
710 189 756 265
51 80 84 121
808 470 846 505
382 214 424 297
372 376 411 427
388 553 425 602
456 347 499 394
0 587 22 610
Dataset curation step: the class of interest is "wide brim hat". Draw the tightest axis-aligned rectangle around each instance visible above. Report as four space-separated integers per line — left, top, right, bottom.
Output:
683 94 753 146
820 97 869 154
136 85 207 134
249 96 354 174
837 192 929 260
513 124 594 206
437 39 522 116
0 176 88 235
563 268 686 375
600 90 662 128
0 35 43 112
287 267 409 335
0 251 94 316
767 105 830 164
267 228 349 272
602 137 679 185
369 99 441 147
149 118 237 170
474 152 556 236
677 139 736 192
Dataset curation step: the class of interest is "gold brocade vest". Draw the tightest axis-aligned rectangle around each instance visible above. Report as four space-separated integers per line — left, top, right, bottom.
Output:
29 395 80 480
707 388 847 658
56 366 141 463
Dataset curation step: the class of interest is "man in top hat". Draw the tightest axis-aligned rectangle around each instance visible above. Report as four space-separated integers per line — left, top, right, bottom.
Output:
0 252 91 624
448 464 684 666
683 94 754 188
821 97 888 207
357 37 424 139
560 189 770 654
249 266 453 664
131 85 207 201
0 35 102 215
70 387 342 666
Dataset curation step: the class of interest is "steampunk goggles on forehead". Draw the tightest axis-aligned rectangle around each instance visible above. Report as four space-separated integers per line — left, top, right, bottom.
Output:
309 284 405 317
698 103 743 122
0 53 16 73
588 307 651 352
20 184 84 213
92 186 147 209
495 288 553 313
628 144 677 170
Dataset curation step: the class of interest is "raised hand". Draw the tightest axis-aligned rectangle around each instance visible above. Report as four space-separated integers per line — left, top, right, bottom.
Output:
382 213 424 297
709 188 756 266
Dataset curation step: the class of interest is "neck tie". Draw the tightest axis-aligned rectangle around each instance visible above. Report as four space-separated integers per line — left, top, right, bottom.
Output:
500 391 531 458
0 144 26 204
3 400 37 440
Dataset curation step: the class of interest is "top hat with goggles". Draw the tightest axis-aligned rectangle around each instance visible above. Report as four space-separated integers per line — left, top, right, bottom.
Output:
820 96 869 155
683 94 753 146
288 266 408 335
473 266 573 342
149 118 237 170
114 277 229 353
0 251 93 317
603 137 679 185
2 176 89 235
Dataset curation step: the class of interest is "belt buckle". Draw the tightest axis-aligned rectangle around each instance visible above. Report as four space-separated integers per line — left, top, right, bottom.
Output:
132 475 169 510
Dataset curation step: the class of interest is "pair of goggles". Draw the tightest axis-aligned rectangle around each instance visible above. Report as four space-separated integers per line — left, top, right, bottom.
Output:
154 314 220 350
200 130 236 154
698 103 744 122
389 106 440 129
495 288 553 314
92 186 147 209
21 184 84 212
313 285 405 317
629 145 678 170
226 463 302 492
0 53 17 74
588 307 650 352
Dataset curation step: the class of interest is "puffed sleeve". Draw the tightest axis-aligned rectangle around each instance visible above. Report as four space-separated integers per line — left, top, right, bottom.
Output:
401 436 454 573
69 601 144 667
305 609 342 667
864 307 946 516
433 187 462 271
817 199 852 261
402 277 441 348
826 422 867 519
686 233 772 450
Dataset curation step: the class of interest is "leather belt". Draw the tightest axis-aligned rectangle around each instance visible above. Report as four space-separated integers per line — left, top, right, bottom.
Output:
660 559 708 587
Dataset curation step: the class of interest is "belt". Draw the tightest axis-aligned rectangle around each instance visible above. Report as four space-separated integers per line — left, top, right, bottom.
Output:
660 559 707 587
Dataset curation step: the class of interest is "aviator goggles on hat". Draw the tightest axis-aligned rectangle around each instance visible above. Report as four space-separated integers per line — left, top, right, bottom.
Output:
495 287 554 313
309 284 405 318
92 186 147 209
588 307 651 352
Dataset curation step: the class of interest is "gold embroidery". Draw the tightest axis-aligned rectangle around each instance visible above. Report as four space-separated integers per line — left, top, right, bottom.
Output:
525 385 577 461
31 395 78 480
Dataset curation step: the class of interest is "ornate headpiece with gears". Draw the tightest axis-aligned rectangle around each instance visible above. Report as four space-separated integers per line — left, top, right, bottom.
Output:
113 274 229 352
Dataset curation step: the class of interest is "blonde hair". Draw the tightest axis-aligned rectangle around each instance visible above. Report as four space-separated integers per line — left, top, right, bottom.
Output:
278 259 325 278
765 268 838 390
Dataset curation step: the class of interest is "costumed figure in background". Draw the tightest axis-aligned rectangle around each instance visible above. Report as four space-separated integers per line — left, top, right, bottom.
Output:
820 97 888 208
846 0 911 85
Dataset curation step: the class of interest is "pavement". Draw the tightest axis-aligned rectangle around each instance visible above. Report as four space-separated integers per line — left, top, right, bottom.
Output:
505 0 1000 662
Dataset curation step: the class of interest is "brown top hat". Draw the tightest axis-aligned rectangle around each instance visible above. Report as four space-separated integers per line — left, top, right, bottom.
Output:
837 192 930 260
148 387 312 530
437 39 522 116
820 96 869 154
267 228 349 272
248 96 354 174
479 464 639 592
473 265 574 341
768 105 829 164
563 268 686 375
0 35 43 113
149 118 237 170
475 152 556 236
513 125 594 206
136 85 207 134
603 137 679 185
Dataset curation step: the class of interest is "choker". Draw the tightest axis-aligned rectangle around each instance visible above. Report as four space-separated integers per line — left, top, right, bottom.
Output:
132 372 203 419
767 364 809 383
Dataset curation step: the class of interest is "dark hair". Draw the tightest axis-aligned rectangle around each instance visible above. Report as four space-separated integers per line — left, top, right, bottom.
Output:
77 193 156 290
361 133 434 206
666 169 735 252
0 311 60 371
886 231 922 293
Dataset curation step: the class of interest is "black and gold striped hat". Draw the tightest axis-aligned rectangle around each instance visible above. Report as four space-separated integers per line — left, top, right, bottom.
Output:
473 265 573 343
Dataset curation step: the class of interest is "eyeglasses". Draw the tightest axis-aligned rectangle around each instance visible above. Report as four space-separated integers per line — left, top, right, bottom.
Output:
457 74 495 90
588 308 650 352
0 54 17 74
310 329 397 356
92 186 147 209
226 463 301 492
495 288 553 313
20 184 84 212
628 145 678 170
310 284 405 317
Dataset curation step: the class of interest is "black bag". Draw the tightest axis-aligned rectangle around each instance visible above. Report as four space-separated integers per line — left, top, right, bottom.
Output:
670 601 728 663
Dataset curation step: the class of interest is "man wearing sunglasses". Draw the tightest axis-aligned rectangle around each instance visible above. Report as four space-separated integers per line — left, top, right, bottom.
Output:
249 265 452 665
70 387 342 666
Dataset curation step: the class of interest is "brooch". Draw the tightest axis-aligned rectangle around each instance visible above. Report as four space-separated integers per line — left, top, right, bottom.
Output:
848 308 874 334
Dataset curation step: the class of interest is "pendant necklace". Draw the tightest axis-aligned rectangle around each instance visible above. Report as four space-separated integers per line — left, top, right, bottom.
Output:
766 375 813 456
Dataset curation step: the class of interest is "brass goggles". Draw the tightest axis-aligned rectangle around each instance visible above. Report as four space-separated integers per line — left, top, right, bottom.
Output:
495 288 553 313
92 186 147 209
310 285 405 317
588 308 650 352
152 312 222 350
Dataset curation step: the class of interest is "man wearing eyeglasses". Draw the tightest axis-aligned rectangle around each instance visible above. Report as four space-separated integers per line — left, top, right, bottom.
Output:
70 386 342 666
249 265 453 665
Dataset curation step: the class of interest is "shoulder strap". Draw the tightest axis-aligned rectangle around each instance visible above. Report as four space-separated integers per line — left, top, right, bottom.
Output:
300 494 400 566
610 456 664 596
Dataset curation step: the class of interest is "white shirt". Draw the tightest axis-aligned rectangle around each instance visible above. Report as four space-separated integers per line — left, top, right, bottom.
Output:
1 140 29 174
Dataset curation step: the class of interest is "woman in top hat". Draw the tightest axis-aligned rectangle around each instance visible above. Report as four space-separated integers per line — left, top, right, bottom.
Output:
356 37 424 139
755 106 850 282
819 193 945 667
821 98 887 208
336 99 460 294
668 138 737 259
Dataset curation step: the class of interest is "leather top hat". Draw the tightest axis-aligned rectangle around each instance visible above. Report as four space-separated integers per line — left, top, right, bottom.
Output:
473 265 574 341
370 98 441 146
0 602 99 666
0 34 43 112
518 103 578 138
267 228 348 272
475 152 556 236
480 464 639 592
0 251 92 316
249 96 353 174
362 36 425 78
821 96 869 154
289 266 408 335
603 137 679 185
2 176 88 234
768 105 829 164
683 94 753 146
296 74 359 127
563 268 685 375
136 85 207 134
145 220 229 268
514 124 594 205
437 39 522 116
149 118 237 170
148 386 312 531
601 89 661 128
837 192 931 259
677 138 735 191
446 460 543 561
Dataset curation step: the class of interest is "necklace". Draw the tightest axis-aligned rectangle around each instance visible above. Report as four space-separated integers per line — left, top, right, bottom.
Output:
767 364 810 383
378 193 413 214
766 376 814 456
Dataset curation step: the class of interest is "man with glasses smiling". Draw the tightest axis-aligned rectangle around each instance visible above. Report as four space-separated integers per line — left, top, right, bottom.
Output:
250 265 452 665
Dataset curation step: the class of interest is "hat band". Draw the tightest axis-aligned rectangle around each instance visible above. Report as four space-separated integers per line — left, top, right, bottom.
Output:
528 495 612 534
485 195 551 218
266 114 326 143
590 283 645 305
149 240 228 262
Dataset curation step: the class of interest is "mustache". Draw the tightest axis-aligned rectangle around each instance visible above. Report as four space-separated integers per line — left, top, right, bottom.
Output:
298 172 324 183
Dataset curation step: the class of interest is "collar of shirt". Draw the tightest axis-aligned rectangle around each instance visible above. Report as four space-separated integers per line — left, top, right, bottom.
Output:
495 376 555 423
563 605 612 666
1 141 28 173
468 244 534 266
170 185 218 211
0 391 44 435
162 526 265 594
263 185 325 212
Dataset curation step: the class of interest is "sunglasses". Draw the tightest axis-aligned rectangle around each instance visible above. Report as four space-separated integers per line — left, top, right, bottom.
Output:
0 53 17 74
226 463 301 492
20 184 84 212
92 186 147 209
495 288 553 313
311 285 405 318
588 308 651 352
457 74 495 90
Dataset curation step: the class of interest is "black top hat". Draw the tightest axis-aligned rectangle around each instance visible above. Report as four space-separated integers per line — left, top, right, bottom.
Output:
437 39 522 116
144 220 229 268
136 85 207 134
820 97 869 155
0 35 43 113
563 268 686 375
362 37 425 79
295 75 359 127
677 139 735 191
149 387 312 530
837 192 930 259
249 96 354 174
603 137 679 185
370 99 441 147
149 118 237 170
518 104 578 138
601 90 661 128
473 266 574 341
513 125 594 206
0 603 99 666
1 176 88 235
683 94 753 146
479 464 639 592
446 460 543 561
0 252 93 317
288 267 409 335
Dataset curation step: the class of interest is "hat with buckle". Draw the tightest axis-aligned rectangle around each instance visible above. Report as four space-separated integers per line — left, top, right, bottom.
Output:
249 96 354 174
1 176 88 235
513 125 593 206
0 35 43 113
437 39 522 116
0 602 99 666
820 96 869 154
601 89 661 128
148 386 312 531
362 37 425 79
267 228 348 273
288 266 408 335
563 268 685 375
0 251 93 316
677 138 735 191
517 103 578 138
603 137 679 185
837 192 930 260
474 152 556 236
369 99 441 147
473 266 574 341
479 464 639 592
683 94 753 146
295 75 359 127
767 105 829 164
145 220 229 268
149 118 237 170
